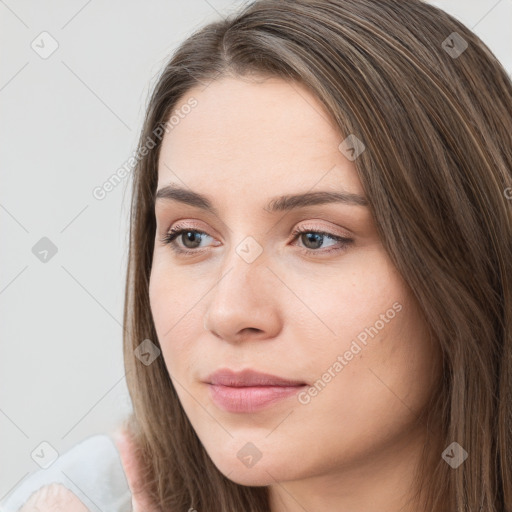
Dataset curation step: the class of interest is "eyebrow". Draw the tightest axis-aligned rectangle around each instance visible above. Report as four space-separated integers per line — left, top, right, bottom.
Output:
154 183 369 215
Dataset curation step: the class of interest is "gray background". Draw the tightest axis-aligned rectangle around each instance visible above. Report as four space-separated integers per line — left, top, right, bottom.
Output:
1 0 510 502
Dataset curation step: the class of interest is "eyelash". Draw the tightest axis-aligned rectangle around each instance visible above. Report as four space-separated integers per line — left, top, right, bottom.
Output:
159 223 353 257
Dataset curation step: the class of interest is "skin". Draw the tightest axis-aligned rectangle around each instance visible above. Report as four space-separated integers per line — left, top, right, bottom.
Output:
16 433 152 512
18 484 90 512
147 76 443 511
114 428 155 512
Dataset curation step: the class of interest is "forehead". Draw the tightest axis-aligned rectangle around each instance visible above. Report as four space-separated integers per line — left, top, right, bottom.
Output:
157 76 364 198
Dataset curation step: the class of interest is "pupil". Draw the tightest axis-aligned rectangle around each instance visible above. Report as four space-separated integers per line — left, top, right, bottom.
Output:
183 231 201 248
303 233 322 249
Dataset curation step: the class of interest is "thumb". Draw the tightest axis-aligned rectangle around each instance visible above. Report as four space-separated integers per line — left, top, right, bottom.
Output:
113 427 158 512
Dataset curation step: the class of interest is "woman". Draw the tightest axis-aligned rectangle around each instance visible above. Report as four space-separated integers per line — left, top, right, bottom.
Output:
118 0 512 509
9 0 512 510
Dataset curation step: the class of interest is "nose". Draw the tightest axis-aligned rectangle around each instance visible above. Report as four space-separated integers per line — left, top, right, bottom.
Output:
202 248 282 344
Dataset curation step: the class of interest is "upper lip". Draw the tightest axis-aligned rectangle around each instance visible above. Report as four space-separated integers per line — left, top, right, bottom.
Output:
205 368 307 387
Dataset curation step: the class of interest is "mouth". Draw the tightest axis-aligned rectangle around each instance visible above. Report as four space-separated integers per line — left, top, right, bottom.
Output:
204 368 308 413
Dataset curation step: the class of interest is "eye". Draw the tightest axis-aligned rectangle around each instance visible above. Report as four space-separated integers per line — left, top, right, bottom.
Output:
158 223 216 255
159 224 353 256
290 226 353 255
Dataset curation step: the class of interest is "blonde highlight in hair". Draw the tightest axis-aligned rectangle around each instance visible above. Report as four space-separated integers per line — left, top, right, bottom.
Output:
121 1 512 510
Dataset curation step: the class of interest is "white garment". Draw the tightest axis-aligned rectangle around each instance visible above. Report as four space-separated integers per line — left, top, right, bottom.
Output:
0 434 132 512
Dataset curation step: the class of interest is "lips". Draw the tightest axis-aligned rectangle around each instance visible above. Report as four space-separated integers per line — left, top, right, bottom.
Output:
204 368 307 387
204 368 308 413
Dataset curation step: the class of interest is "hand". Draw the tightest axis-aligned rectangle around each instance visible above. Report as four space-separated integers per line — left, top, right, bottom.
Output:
113 427 159 512
18 483 91 512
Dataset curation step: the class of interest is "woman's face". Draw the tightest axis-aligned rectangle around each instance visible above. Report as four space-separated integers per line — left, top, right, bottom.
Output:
149 76 441 490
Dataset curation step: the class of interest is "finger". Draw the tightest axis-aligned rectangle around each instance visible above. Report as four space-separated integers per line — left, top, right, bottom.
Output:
113 427 158 512
18 483 91 512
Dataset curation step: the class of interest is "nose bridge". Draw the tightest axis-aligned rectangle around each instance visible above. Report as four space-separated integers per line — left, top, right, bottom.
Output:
217 231 269 293
204 237 281 340
212 238 269 312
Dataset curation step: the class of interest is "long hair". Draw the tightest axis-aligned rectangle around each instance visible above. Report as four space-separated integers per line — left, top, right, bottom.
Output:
120 1 512 510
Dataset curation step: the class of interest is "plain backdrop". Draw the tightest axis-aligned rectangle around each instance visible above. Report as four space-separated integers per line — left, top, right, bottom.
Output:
1 0 511 502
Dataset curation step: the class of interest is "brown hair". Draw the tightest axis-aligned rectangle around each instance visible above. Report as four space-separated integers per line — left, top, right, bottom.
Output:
120 0 512 510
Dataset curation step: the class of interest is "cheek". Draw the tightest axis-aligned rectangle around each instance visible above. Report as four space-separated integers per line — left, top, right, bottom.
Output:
314 294 437 435
290 293 437 471
289 250 437 417
148 260 205 377
284 246 405 356
149 253 196 331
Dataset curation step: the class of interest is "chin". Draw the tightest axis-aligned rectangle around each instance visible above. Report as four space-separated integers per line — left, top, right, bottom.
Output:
208 447 298 487
219 465 276 487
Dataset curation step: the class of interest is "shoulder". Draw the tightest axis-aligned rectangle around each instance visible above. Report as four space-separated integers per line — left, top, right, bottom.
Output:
0 433 132 512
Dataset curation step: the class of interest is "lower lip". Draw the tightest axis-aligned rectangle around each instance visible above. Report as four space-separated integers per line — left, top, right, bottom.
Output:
208 384 306 413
